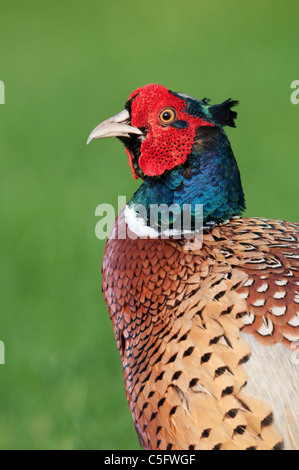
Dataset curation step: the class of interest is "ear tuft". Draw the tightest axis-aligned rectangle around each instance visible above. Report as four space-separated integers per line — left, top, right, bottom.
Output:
206 99 239 127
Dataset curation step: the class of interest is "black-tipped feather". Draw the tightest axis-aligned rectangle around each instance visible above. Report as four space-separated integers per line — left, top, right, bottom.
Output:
206 99 239 128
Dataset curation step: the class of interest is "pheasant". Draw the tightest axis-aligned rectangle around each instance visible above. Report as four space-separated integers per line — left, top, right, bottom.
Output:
87 84 299 450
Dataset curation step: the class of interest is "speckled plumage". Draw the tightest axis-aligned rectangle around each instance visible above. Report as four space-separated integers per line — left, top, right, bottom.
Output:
102 214 299 450
88 84 299 450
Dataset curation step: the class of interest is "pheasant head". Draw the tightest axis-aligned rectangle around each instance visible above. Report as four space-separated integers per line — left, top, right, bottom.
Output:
87 84 245 229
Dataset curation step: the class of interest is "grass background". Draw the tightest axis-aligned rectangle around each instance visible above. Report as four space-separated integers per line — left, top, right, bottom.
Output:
0 0 298 449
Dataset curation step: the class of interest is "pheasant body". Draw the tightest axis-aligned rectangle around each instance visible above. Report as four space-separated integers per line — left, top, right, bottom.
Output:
88 84 299 450
102 213 299 450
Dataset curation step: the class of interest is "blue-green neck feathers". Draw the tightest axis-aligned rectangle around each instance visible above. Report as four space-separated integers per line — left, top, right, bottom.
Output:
128 128 245 231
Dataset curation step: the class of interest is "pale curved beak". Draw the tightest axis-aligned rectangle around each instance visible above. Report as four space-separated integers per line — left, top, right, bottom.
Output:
87 109 142 145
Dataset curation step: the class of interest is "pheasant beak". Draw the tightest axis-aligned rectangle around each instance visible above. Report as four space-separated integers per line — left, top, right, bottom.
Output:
87 109 143 144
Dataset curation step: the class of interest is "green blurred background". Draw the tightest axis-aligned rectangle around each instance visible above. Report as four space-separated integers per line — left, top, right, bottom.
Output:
0 0 298 450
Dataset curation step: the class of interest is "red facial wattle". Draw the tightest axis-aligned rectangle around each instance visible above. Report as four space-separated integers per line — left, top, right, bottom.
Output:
127 84 214 177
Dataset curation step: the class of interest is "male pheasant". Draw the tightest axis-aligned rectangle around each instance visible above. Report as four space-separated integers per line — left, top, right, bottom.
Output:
87 84 299 450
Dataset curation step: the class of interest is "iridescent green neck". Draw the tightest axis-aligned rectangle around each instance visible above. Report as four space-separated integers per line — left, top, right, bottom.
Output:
128 129 245 231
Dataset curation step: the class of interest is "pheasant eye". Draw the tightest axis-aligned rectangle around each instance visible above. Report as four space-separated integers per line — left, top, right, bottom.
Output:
159 108 176 124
